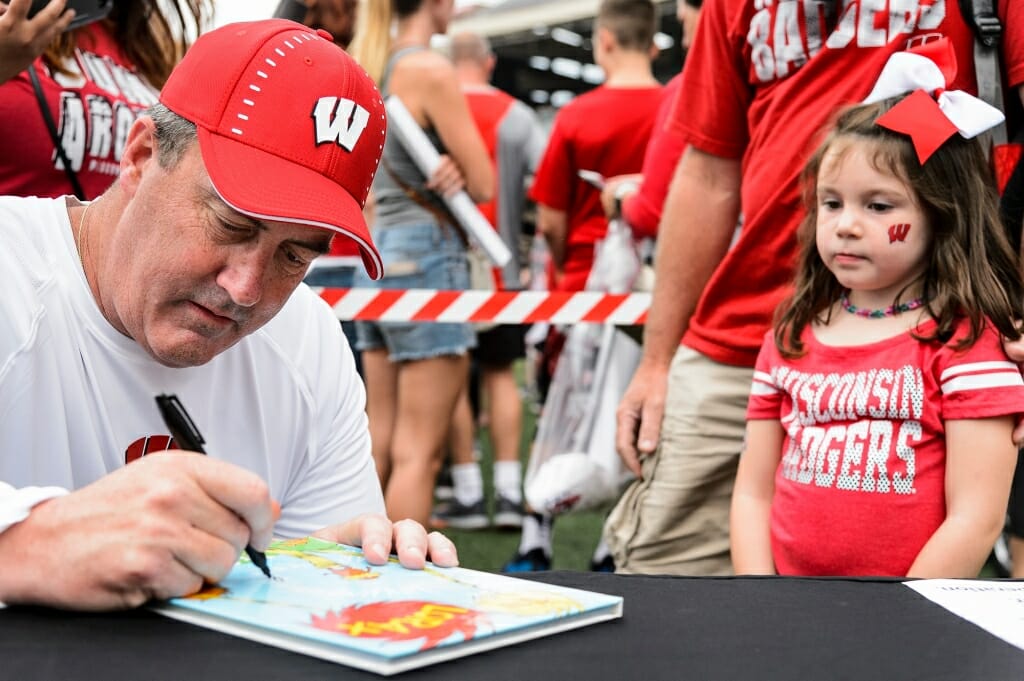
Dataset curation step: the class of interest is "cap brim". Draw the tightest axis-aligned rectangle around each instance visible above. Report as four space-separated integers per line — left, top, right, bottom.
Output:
197 128 383 280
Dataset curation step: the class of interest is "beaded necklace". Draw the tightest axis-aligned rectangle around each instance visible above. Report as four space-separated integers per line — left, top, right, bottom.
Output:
839 291 924 319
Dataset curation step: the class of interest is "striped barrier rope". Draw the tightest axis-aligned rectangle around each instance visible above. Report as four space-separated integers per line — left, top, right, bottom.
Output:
314 288 651 325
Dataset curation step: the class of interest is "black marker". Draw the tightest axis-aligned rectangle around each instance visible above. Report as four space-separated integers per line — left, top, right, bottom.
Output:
155 394 272 579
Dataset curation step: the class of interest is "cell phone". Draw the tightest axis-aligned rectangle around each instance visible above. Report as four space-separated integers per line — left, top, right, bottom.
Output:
28 0 113 31
272 0 309 22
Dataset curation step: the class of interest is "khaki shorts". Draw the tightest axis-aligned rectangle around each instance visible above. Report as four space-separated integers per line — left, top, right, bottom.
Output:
604 345 753 575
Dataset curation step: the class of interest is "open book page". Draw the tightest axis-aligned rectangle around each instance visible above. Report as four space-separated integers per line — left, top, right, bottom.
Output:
152 537 622 676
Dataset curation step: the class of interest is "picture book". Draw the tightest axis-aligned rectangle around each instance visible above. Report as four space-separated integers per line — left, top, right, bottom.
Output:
151 537 623 675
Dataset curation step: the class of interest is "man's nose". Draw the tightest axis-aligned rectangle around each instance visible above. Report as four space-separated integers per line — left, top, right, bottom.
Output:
217 248 270 308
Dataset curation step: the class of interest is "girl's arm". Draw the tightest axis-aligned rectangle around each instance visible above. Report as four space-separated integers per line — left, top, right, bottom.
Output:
906 416 1017 578
730 418 784 575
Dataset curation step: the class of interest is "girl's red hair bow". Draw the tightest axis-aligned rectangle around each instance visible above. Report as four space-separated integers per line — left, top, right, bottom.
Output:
862 38 1004 163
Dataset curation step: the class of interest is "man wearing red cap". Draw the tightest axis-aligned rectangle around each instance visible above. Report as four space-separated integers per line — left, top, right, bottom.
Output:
0 19 456 610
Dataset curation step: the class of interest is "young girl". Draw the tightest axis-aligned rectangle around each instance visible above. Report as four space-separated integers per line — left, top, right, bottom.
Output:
731 63 1024 578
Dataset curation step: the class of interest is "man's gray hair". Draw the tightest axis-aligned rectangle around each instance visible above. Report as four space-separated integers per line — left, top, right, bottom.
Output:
146 103 198 169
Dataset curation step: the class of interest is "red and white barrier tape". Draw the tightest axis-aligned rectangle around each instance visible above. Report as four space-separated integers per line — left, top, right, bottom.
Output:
314 288 651 325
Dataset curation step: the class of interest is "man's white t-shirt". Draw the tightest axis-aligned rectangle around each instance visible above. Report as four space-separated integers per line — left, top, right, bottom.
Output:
0 196 384 538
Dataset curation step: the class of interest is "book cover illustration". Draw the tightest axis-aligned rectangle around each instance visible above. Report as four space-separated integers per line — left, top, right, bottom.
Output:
153 537 623 675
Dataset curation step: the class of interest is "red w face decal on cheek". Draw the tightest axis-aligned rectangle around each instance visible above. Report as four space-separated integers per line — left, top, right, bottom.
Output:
888 223 911 243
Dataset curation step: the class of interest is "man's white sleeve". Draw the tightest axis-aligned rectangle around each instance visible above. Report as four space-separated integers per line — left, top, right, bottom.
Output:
0 482 68 608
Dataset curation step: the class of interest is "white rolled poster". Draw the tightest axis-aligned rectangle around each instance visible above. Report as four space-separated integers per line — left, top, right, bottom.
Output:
383 95 512 267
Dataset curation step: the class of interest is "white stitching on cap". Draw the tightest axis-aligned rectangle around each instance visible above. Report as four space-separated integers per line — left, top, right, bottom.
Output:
230 31 365 149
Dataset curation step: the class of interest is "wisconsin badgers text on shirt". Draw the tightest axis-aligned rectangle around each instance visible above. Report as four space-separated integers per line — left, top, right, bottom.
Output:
747 0 947 83
774 365 923 496
52 49 158 176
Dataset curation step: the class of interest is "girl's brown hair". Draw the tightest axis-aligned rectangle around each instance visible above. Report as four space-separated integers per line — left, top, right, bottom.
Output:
775 95 1024 357
42 0 210 89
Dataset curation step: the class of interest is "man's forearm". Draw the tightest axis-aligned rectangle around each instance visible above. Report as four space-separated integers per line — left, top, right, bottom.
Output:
537 206 567 269
641 147 742 368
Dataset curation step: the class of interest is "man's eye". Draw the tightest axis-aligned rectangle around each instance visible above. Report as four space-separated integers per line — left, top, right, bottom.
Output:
282 247 313 269
221 221 251 234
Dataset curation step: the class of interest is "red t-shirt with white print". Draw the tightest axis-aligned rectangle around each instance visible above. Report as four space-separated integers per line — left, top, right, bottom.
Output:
530 84 662 292
672 0 1024 367
747 319 1024 577
0 22 158 200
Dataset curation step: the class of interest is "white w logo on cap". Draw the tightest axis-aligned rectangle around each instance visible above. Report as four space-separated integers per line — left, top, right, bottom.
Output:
312 96 370 151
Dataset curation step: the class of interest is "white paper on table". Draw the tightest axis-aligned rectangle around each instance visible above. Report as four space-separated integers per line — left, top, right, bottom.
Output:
383 95 512 268
904 579 1024 651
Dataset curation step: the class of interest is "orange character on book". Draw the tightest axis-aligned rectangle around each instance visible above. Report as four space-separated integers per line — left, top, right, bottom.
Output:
311 601 485 650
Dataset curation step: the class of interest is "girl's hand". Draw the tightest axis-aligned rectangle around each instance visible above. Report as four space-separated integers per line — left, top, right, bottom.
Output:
425 154 466 199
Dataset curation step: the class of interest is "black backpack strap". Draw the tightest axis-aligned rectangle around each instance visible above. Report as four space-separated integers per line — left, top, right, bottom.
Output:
28 64 87 200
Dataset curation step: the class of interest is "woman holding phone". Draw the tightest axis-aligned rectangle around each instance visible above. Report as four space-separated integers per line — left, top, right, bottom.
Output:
349 0 493 527
0 0 209 199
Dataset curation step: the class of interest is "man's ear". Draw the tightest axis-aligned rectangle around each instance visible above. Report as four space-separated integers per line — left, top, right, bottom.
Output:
118 116 159 197
596 26 616 55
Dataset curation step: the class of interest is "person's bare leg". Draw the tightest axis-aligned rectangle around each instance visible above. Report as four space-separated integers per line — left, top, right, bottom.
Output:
483 364 523 467
449 385 477 467
385 354 469 526
1011 536 1024 578
433 383 488 529
361 348 398 485
483 364 524 527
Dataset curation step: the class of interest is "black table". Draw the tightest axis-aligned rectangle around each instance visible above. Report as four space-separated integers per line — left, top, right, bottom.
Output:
3 572 1022 680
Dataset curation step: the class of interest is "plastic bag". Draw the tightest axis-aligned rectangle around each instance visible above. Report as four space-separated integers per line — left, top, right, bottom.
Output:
522 217 643 515
586 217 641 294
524 325 641 515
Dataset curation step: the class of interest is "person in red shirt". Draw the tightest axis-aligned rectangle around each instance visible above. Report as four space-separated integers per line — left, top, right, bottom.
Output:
608 0 1024 576
529 0 663 293
599 0 700 239
0 0 209 200
734 65 1024 576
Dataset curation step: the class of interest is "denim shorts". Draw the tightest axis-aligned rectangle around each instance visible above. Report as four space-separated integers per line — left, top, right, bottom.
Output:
353 222 476 361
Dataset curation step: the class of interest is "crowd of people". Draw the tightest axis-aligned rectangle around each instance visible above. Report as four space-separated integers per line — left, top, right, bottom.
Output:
0 0 1023 612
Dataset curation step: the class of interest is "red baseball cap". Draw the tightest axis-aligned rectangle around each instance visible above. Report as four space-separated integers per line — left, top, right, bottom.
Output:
160 19 385 279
